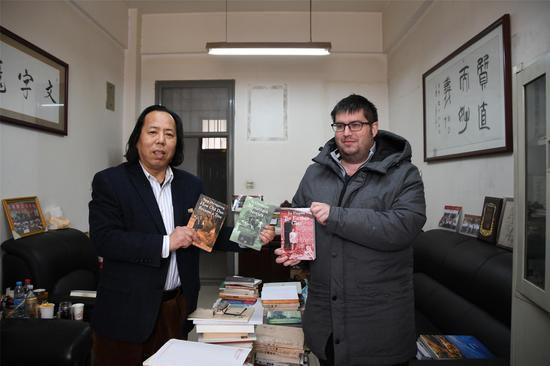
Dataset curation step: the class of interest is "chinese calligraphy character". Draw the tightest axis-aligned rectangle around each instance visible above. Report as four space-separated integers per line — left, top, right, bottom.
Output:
0 60 6 93
45 80 57 103
444 115 451 134
443 77 452 108
459 66 470 92
18 68 34 99
458 106 470 134
477 54 489 90
478 102 489 130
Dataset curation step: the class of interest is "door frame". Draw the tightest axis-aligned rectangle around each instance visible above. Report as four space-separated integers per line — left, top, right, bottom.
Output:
155 79 235 209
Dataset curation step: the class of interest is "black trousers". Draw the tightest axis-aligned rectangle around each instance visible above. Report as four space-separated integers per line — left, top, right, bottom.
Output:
318 334 410 366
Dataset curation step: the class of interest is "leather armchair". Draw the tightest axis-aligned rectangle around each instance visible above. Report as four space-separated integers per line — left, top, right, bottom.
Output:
2 228 98 299
1 228 98 366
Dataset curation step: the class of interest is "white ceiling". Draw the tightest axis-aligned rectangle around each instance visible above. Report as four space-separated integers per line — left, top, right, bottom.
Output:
123 0 393 14
69 0 432 51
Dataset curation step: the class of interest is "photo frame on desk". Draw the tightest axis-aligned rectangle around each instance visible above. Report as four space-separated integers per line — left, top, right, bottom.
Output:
422 14 512 162
2 196 46 239
0 26 69 135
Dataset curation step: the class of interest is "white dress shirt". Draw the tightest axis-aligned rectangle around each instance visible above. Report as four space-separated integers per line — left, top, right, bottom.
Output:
140 163 181 290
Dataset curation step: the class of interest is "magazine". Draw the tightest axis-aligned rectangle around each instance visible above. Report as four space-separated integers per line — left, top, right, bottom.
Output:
230 196 276 250
279 208 316 261
417 334 494 360
187 194 228 252
438 205 463 232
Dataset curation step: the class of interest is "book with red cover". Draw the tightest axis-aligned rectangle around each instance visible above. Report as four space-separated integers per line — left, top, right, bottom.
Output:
279 208 316 261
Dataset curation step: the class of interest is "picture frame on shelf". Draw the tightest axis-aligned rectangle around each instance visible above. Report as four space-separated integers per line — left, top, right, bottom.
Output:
458 214 482 237
497 197 514 250
2 196 46 239
478 196 504 244
438 205 463 232
0 26 69 135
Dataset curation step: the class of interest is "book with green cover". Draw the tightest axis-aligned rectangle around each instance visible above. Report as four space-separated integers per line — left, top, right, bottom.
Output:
230 196 276 250
266 310 302 325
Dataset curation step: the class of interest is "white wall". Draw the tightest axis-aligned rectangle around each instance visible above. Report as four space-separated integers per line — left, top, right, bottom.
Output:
388 1 550 230
139 11 387 206
0 1 125 287
387 1 550 365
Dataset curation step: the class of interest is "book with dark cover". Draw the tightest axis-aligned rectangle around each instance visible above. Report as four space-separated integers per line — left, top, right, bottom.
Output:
187 194 228 252
478 196 503 244
279 208 316 261
230 196 276 250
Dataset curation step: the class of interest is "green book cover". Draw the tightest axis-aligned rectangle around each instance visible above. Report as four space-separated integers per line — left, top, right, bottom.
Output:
230 197 276 250
266 310 302 324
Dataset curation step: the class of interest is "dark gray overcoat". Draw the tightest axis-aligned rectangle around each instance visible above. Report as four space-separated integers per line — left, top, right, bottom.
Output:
293 130 426 365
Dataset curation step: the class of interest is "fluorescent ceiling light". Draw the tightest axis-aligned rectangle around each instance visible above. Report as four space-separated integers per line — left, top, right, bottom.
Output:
206 42 331 56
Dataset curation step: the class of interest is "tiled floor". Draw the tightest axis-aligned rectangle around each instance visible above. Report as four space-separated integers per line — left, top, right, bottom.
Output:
191 282 321 366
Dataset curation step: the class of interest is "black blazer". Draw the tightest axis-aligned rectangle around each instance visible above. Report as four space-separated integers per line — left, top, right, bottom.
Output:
89 162 235 342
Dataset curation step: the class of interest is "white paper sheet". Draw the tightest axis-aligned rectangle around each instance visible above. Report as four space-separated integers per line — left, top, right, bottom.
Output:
143 339 250 366
261 285 299 301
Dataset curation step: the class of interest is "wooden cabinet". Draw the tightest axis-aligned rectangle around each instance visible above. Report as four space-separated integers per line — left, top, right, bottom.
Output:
515 52 550 312
238 241 290 282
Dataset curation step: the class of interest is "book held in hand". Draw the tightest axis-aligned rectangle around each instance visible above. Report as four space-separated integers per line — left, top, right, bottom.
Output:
230 196 276 250
280 208 316 261
187 194 228 252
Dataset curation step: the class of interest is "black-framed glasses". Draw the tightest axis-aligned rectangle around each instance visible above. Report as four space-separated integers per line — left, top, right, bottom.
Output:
331 121 371 132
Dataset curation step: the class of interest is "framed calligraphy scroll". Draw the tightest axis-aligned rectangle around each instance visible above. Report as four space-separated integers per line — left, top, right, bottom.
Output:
422 14 511 162
0 26 68 135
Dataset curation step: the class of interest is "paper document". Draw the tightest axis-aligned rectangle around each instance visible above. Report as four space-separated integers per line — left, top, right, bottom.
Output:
143 339 250 366
261 285 299 301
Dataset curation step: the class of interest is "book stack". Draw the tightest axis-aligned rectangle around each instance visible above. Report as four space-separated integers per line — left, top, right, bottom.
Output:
219 276 261 304
260 282 301 311
416 335 495 360
254 324 306 366
188 299 264 351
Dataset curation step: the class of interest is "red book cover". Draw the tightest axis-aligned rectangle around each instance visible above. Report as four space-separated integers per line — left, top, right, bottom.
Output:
279 208 316 261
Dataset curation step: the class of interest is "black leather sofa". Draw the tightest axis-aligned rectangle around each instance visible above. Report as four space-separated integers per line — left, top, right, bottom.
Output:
1 228 98 366
411 229 512 365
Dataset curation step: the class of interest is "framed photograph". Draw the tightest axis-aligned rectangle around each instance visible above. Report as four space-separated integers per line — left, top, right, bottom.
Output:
458 214 482 237
2 196 46 239
478 196 503 244
438 205 463 232
497 197 514 250
422 14 512 162
0 26 69 135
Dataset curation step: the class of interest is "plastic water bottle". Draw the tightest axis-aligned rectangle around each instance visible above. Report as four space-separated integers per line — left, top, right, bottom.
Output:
13 281 25 318
25 284 38 318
